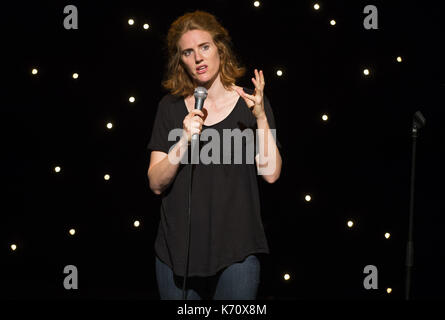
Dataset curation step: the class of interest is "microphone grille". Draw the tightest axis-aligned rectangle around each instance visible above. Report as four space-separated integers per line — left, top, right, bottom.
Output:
194 87 208 99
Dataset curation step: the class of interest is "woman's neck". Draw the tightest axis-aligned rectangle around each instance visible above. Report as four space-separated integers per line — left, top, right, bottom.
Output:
196 74 233 104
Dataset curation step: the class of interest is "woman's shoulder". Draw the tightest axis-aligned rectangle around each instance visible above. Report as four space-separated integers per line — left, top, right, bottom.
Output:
156 93 186 117
159 93 183 107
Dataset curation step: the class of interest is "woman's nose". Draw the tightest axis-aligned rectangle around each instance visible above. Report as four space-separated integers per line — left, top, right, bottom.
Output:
195 51 203 63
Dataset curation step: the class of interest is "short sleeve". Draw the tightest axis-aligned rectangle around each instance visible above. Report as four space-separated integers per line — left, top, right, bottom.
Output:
147 99 173 154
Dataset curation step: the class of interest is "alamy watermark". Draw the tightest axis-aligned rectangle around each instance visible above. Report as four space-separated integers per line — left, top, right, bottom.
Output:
363 5 378 30
63 5 78 29
167 128 278 175
363 265 378 290
63 265 78 290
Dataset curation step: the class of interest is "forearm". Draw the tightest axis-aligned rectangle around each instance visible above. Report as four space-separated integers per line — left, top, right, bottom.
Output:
256 116 282 183
148 135 189 194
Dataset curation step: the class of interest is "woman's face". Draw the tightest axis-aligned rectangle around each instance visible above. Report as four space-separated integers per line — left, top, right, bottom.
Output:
178 29 220 86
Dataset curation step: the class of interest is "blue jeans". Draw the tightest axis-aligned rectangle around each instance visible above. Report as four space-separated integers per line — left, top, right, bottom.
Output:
155 255 260 300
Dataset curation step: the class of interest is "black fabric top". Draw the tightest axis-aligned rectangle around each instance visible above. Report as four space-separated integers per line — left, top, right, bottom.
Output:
147 88 280 277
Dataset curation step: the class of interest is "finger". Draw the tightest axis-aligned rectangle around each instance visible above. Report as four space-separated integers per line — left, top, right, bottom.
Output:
184 118 192 131
234 86 247 97
235 88 254 107
243 96 254 107
255 69 264 88
242 91 256 102
193 116 204 125
251 76 257 88
190 128 197 137
235 87 249 101
192 121 201 130
252 70 264 91
191 109 205 117
190 123 202 133
253 69 258 85
190 109 205 118
251 77 262 91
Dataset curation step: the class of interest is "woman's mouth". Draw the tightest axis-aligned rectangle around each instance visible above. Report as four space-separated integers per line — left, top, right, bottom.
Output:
196 65 208 74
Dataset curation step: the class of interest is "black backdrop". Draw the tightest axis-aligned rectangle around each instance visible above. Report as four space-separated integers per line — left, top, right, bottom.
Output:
2 0 445 300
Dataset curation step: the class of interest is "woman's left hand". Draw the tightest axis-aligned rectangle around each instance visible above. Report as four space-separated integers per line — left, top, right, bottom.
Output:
235 69 267 120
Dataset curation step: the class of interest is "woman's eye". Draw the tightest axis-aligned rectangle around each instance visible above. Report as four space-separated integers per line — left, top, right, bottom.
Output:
202 45 209 50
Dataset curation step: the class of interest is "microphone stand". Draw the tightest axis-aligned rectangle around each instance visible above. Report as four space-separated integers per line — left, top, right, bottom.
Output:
405 110 426 300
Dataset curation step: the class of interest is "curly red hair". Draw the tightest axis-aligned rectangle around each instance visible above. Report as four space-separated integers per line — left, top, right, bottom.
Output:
162 11 245 97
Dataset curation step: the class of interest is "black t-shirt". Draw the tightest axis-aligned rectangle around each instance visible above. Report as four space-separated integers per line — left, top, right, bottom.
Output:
147 89 280 277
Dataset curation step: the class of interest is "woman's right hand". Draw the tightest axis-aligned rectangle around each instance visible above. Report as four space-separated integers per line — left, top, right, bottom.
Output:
183 109 205 143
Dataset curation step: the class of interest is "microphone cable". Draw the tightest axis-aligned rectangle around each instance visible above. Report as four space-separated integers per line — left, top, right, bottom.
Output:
182 86 207 300
182 143 195 300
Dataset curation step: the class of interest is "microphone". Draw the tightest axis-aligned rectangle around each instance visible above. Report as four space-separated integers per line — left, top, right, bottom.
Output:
192 87 207 141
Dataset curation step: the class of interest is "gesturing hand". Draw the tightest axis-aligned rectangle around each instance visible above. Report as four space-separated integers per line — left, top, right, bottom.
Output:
235 69 266 120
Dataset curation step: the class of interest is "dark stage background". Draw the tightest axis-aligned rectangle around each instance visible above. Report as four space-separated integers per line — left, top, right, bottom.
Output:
2 0 445 300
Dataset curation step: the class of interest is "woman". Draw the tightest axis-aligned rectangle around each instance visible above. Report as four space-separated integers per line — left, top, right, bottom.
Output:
147 10 282 300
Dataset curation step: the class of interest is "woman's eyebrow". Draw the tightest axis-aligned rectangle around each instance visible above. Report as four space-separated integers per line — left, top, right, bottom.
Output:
182 42 210 52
